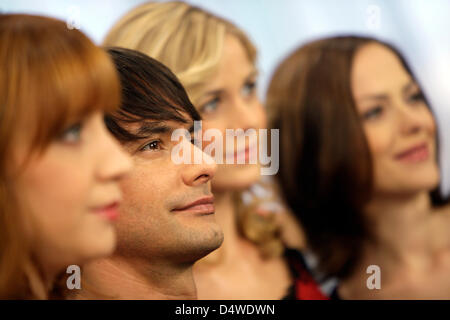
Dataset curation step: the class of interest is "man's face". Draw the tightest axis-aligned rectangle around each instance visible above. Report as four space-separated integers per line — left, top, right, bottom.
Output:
114 118 223 263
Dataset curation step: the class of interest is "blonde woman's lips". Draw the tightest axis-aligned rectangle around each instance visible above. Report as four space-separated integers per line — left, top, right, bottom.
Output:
225 142 257 162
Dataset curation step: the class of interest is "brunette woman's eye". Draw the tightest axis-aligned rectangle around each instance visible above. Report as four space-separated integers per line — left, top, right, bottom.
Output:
362 106 384 121
407 91 425 104
60 123 82 143
241 80 257 98
200 97 220 114
140 140 162 152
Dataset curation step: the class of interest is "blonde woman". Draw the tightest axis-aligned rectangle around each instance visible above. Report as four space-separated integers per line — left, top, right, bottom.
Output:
104 1 310 299
0 14 131 299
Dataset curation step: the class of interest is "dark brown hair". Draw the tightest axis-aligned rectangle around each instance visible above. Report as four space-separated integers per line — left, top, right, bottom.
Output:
104 47 201 139
266 35 446 279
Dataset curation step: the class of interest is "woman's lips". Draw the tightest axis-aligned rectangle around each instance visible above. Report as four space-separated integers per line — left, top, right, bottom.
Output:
172 196 215 215
395 143 429 163
92 201 120 221
225 143 257 163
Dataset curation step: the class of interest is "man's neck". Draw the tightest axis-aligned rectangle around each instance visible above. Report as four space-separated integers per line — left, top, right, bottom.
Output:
73 255 197 299
195 190 242 267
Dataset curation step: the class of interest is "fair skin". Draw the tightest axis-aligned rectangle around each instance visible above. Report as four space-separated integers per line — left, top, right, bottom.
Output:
73 118 223 299
339 42 450 299
13 110 132 298
193 35 302 299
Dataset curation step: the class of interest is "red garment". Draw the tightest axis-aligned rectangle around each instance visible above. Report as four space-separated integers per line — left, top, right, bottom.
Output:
284 248 330 300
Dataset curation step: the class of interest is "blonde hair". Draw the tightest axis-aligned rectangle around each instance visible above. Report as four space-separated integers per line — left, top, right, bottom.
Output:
104 1 285 258
0 14 121 298
103 1 256 105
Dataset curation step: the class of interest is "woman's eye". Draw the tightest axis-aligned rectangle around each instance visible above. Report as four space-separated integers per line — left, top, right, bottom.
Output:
200 97 220 114
141 140 162 152
60 123 82 143
407 91 425 104
241 81 256 98
362 106 383 121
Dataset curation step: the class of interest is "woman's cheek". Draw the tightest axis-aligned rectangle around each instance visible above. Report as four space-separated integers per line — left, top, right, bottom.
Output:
260 107 268 129
201 120 226 156
423 108 437 137
364 124 394 157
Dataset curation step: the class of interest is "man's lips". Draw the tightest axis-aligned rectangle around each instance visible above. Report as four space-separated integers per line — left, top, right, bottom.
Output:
172 196 215 215
91 201 120 221
395 143 430 163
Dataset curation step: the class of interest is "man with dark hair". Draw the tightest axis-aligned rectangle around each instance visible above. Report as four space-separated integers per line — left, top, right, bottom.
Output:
72 48 223 299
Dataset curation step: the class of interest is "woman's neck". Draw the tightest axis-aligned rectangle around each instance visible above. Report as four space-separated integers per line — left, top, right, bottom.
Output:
339 191 438 299
356 190 441 277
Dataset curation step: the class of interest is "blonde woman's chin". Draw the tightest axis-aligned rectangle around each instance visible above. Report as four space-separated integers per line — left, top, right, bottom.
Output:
212 163 261 192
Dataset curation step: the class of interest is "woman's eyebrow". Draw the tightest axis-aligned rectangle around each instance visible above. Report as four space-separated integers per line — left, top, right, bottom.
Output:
201 70 259 98
403 81 418 94
202 89 223 98
246 69 259 80
357 93 389 102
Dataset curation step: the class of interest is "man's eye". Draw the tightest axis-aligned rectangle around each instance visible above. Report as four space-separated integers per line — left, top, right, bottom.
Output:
362 106 383 121
60 123 82 143
140 140 162 152
190 134 196 145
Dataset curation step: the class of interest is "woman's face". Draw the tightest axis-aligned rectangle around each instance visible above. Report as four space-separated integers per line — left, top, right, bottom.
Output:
196 34 267 192
14 110 131 274
351 43 439 196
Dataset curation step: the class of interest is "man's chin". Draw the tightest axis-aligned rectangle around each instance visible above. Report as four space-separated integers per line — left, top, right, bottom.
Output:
179 228 224 263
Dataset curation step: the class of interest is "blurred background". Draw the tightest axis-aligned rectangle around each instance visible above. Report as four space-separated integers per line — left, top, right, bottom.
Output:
2 0 449 195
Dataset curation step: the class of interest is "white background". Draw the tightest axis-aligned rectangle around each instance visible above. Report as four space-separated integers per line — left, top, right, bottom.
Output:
2 0 449 195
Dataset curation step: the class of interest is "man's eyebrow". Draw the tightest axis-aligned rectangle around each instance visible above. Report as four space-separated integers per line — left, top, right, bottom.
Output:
136 122 172 137
136 121 195 137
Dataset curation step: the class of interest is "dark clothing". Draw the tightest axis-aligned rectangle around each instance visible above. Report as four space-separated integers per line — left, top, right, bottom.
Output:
282 248 329 300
